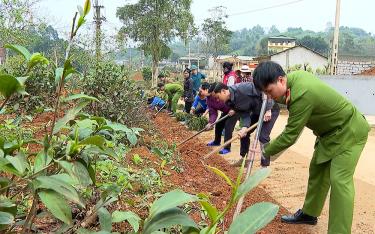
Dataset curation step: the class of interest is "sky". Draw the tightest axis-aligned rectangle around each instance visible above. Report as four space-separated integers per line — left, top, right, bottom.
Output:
37 0 375 38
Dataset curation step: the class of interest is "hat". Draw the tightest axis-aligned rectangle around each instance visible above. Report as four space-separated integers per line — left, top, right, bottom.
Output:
240 65 251 73
191 65 198 70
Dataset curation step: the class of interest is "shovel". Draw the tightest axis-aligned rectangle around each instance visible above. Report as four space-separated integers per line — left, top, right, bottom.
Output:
177 114 230 147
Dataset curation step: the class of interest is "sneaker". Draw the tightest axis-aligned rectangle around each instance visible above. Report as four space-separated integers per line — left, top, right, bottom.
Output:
219 149 231 155
207 141 220 147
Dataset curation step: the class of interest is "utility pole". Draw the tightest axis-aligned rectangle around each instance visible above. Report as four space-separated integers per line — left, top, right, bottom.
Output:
330 0 341 75
93 0 106 63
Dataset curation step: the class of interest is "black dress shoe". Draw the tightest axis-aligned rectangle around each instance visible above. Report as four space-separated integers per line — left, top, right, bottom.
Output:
281 209 318 225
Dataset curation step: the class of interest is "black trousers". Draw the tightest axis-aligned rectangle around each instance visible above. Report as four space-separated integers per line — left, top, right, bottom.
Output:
184 101 193 113
240 108 280 157
213 112 239 150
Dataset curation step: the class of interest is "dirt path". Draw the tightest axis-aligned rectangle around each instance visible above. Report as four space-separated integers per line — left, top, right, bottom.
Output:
197 114 375 233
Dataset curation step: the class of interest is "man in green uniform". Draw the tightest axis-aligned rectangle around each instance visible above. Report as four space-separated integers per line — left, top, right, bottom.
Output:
158 82 183 115
253 61 370 234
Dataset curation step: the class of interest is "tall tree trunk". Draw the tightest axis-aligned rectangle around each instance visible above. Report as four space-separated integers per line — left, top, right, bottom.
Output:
152 60 159 87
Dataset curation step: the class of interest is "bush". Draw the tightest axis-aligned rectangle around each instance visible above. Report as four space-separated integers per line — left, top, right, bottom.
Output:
186 116 208 131
142 66 152 81
82 61 151 128
2 55 56 113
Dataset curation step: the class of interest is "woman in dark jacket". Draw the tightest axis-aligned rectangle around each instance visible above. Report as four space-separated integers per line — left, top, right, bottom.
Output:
183 68 194 113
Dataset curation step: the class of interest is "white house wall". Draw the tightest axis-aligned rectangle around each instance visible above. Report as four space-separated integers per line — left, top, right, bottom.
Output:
271 47 328 70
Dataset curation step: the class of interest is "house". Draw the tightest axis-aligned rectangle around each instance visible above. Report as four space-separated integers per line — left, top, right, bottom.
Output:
268 35 296 54
178 54 207 70
257 45 328 71
0 47 6 65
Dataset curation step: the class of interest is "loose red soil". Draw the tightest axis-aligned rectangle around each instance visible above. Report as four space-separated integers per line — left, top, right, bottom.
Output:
151 112 311 233
360 66 375 75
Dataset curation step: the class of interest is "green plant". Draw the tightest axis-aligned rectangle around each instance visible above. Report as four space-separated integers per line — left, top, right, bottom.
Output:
139 161 278 234
142 66 152 81
3 54 56 113
174 112 189 122
83 61 151 128
132 154 143 165
186 115 209 131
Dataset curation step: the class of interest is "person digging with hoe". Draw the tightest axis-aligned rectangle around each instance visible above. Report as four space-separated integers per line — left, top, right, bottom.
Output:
214 82 276 166
253 61 370 234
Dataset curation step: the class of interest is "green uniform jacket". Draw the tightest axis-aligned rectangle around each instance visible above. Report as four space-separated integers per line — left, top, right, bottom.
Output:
264 71 370 164
165 83 183 96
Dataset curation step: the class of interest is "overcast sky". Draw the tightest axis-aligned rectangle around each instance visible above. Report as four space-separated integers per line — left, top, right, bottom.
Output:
37 0 375 37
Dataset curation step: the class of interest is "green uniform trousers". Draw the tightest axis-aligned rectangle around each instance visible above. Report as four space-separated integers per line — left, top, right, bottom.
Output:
302 136 368 234
168 91 182 113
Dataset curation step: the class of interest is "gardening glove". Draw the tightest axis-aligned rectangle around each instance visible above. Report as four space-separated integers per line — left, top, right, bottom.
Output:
263 110 272 122
237 127 248 138
228 109 236 116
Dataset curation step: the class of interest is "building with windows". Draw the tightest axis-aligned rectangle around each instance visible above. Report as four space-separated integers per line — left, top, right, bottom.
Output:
268 35 296 54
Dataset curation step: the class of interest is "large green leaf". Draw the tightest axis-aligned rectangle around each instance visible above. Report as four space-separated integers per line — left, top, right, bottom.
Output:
34 176 84 207
5 44 31 60
0 158 20 176
5 152 29 174
149 189 199 218
53 100 91 134
234 168 271 200
0 177 11 194
83 0 91 15
143 208 198 234
105 122 131 133
15 76 28 95
112 211 140 232
63 59 78 79
38 190 72 225
63 94 99 103
98 207 112 232
207 166 234 188
58 161 92 186
0 211 14 225
197 194 218 223
33 151 53 173
79 135 106 149
28 53 49 69
228 202 279 234
0 74 20 98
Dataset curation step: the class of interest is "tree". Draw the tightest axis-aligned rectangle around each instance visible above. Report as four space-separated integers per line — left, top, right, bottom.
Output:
0 0 40 45
201 6 232 58
256 37 269 56
297 35 329 55
117 0 194 86
268 25 280 35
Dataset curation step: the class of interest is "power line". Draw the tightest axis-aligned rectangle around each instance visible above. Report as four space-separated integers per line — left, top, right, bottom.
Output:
228 0 305 17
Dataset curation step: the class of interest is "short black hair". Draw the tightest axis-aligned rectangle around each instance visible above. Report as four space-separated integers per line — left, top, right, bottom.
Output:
223 61 233 70
208 82 217 93
213 82 228 93
157 82 165 88
253 61 286 90
158 74 165 79
201 82 210 90
183 68 191 75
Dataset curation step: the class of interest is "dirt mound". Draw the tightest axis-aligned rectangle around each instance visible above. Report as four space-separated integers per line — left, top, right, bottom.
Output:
131 71 143 81
153 112 311 233
360 66 375 75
